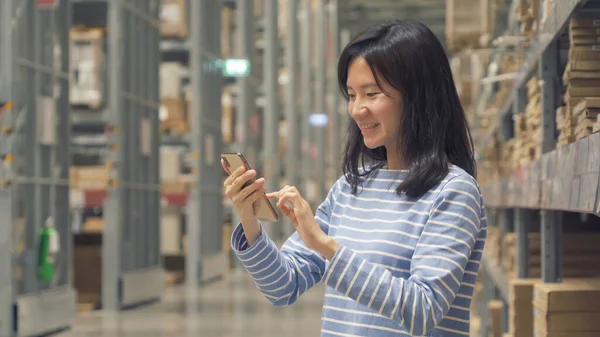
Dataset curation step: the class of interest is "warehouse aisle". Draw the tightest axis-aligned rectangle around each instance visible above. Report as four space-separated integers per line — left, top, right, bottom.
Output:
59 270 324 336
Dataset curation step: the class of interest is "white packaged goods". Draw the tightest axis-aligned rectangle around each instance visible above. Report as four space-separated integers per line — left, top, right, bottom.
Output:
69 29 104 108
160 0 187 38
160 62 183 100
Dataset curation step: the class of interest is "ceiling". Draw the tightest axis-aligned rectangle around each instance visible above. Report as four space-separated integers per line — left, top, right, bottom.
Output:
338 0 447 47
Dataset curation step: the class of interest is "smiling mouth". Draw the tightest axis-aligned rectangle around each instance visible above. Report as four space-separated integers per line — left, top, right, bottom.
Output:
360 123 380 129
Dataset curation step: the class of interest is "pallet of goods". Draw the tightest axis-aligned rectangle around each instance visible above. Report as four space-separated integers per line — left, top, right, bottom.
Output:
445 0 493 52
159 62 189 134
511 76 541 167
561 18 600 144
69 27 105 109
502 231 600 280
508 279 538 337
160 0 187 39
534 279 600 336
573 98 600 141
516 0 540 40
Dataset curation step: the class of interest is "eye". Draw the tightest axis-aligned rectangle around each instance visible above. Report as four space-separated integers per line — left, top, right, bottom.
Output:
347 94 356 100
367 92 380 97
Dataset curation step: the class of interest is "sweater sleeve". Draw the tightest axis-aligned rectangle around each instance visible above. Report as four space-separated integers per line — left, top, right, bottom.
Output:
231 180 339 306
321 176 483 336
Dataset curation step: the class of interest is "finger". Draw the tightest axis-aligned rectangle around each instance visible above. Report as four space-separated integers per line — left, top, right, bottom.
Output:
231 169 257 192
279 191 303 208
247 187 265 204
239 178 265 201
266 191 278 199
221 159 232 175
224 165 246 186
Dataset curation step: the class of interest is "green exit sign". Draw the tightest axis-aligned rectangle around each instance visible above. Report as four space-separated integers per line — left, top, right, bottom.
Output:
222 59 250 77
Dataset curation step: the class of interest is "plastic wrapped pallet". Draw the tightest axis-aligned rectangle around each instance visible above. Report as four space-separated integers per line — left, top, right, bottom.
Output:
160 0 187 39
69 28 105 109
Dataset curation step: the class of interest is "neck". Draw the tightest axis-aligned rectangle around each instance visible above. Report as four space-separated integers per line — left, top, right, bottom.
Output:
385 146 407 170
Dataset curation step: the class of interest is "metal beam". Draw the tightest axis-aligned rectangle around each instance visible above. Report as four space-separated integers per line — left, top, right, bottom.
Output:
315 0 327 201
263 0 280 239
329 0 342 181
284 0 300 237
300 0 313 198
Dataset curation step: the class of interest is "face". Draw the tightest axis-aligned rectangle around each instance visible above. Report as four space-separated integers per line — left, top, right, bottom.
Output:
346 57 404 151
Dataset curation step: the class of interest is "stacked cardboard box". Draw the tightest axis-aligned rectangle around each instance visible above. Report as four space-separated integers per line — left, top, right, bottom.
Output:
446 0 491 52
556 105 575 148
160 0 187 39
512 76 542 166
533 279 600 336
573 98 600 141
70 166 110 190
502 232 600 279
508 279 539 337
69 28 105 109
488 300 504 337
595 113 600 133
516 0 540 39
500 138 517 176
160 62 188 134
561 18 600 142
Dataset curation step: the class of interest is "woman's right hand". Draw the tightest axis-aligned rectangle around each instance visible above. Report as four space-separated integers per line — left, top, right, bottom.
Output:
221 159 266 222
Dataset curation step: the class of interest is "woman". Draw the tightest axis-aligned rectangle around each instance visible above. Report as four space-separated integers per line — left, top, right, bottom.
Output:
222 19 487 337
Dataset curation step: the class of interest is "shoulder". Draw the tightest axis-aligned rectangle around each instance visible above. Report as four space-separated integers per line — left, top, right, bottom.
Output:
431 165 484 211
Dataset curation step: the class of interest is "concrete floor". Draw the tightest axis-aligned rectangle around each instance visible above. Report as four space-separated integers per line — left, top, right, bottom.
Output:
58 270 324 336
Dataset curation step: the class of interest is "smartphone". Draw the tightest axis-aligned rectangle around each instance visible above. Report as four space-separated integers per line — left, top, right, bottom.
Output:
221 153 279 222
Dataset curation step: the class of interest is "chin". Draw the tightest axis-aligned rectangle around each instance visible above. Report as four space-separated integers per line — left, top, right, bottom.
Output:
363 140 384 149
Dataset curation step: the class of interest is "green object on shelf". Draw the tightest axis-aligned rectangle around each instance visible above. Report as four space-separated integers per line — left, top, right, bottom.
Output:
38 222 59 282
222 59 251 77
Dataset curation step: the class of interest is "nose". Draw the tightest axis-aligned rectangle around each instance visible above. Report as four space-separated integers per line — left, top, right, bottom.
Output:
350 99 368 118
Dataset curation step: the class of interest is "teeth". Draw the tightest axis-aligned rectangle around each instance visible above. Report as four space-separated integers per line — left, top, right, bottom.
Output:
361 123 380 129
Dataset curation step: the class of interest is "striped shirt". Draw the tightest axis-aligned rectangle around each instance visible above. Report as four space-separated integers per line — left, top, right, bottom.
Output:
231 166 487 336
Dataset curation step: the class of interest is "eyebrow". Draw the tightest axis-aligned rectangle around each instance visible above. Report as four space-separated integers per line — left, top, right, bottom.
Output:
346 84 380 90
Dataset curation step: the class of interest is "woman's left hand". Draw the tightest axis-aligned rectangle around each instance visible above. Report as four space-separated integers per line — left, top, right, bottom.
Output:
267 186 339 259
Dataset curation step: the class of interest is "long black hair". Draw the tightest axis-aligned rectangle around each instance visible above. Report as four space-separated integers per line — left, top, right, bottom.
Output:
339 19 476 198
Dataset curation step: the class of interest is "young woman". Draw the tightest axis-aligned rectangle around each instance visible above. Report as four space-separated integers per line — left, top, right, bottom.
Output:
222 19 487 337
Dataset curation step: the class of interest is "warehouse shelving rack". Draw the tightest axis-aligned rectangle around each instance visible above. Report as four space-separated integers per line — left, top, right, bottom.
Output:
0 1 76 336
68 0 165 312
475 0 600 335
184 0 228 286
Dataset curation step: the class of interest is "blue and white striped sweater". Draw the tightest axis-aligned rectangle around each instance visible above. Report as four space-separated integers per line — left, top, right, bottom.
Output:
232 166 487 337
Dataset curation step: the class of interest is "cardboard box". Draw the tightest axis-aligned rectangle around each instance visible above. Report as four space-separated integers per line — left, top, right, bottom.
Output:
160 0 187 38
160 208 182 254
160 62 183 100
489 300 504 337
509 279 539 337
160 147 182 179
533 278 600 312
70 166 110 190
160 98 186 123
70 28 105 109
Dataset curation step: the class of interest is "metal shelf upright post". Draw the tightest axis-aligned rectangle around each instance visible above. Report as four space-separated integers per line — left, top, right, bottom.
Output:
0 1 76 336
283 0 300 237
315 0 327 201
102 0 163 310
538 38 563 283
262 0 281 240
186 0 226 287
328 0 342 182
300 0 313 198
